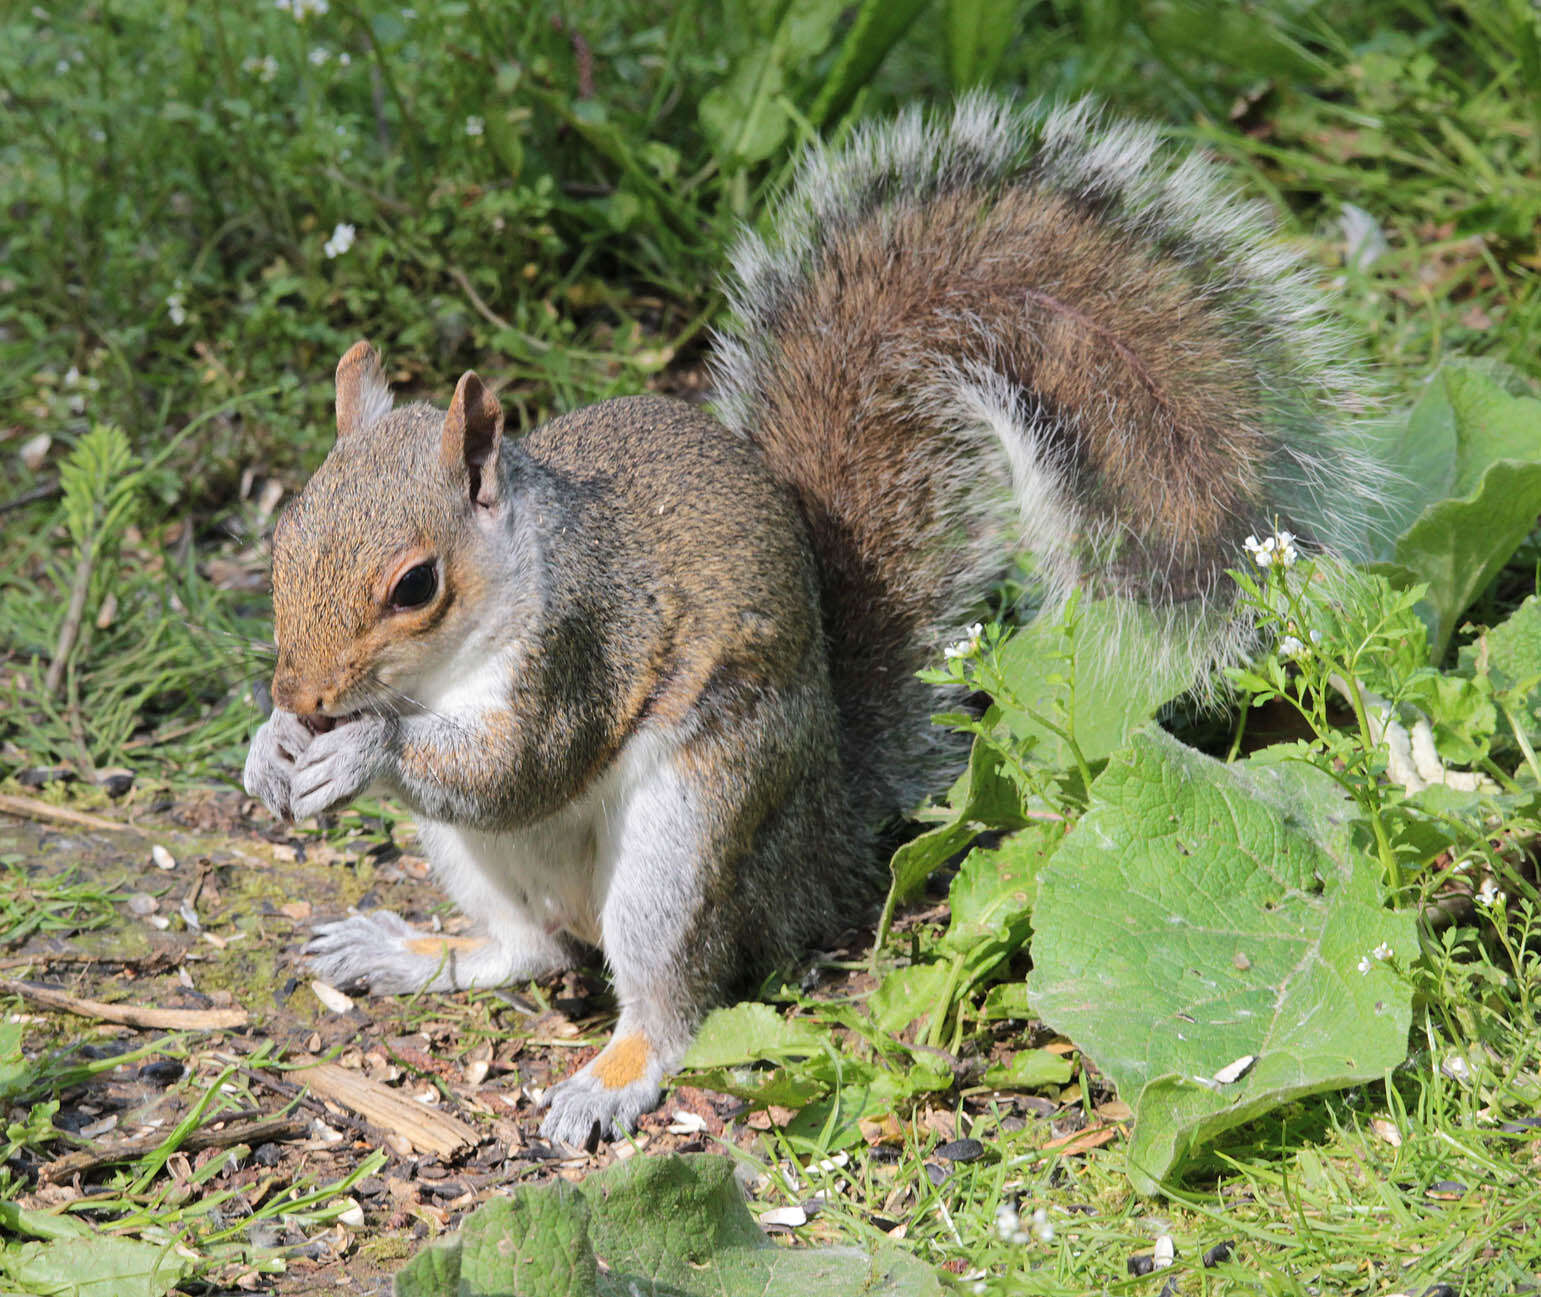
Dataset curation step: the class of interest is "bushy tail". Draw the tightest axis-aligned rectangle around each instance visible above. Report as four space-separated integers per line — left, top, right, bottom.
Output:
708 95 1393 821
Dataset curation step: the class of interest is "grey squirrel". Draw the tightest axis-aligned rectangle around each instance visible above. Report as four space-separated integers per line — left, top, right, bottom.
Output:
242 96 1390 1146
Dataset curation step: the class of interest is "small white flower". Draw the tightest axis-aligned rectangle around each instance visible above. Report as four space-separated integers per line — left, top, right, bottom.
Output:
1475 877 1505 909
994 1202 1029 1245
64 366 81 387
1030 1207 1053 1242
401 6 417 18
165 288 187 326
308 46 329 65
274 0 291 10
1279 635 1306 658
242 54 280 82
1373 942 1393 961
1357 956 1373 975
323 222 356 258
465 115 485 137
55 58 70 75
1309 629 1322 644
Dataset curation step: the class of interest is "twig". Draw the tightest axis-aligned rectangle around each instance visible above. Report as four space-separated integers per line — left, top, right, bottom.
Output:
0 978 248 1030
445 264 514 334
0 791 149 837
40 1114 310 1183
0 480 60 514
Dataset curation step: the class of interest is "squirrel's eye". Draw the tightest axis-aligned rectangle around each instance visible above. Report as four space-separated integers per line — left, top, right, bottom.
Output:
389 562 438 610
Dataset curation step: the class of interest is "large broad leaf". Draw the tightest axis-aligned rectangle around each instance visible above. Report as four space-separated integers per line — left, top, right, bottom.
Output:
394 1155 944 1297
1382 365 1541 657
1029 728 1415 1196
0 1237 189 1297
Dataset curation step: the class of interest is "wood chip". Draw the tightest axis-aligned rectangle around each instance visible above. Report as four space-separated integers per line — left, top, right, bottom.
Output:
292 1061 477 1158
0 978 248 1030
1042 1123 1120 1155
310 979 355 1014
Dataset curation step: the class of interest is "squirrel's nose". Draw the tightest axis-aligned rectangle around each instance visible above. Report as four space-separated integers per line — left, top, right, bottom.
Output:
271 673 323 717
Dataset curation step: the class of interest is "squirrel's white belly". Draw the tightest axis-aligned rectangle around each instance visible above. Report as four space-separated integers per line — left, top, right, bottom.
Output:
414 728 682 952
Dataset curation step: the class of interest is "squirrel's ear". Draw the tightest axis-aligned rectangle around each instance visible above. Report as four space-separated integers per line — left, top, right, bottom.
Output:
442 370 503 508
335 340 394 440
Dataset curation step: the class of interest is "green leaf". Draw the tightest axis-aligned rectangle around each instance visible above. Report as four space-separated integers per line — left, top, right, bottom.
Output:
1462 594 1541 744
1029 729 1416 1196
981 1047 1073 1091
699 0 846 167
1388 365 1541 657
990 599 1192 769
808 0 930 128
944 0 1023 89
868 963 954 1037
887 740 1026 906
394 1155 945 1297
0 1236 189 1297
683 1002 825 1069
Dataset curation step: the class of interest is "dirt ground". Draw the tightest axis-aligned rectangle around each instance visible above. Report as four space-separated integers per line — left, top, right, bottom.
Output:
0 788 779 1293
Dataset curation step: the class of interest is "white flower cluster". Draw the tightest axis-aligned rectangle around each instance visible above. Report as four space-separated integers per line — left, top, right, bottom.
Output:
465 116 485 137
1243 528 1299 570
1279 627 1322 660
944 622 984 662
323 222 356 258
994 1202 1053 1245
242 54 279 82
276 0 329 17
1356 942 1394 975
165 282 187 326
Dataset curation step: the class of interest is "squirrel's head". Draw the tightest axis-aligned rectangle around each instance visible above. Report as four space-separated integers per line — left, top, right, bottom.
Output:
269 340 515 718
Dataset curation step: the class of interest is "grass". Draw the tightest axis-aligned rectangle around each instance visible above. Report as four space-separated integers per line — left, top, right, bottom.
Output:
2 0 1541 1293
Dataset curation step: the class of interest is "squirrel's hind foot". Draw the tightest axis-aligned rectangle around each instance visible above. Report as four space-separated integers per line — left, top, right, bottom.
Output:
305 909 562 994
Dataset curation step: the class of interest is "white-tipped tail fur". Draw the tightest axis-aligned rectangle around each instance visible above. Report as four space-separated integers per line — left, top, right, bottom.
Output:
708 94 1396 815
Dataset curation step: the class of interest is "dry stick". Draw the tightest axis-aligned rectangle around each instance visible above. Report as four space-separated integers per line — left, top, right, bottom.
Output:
40 1114 310 1183
0 978 248 1030
0 791 149 837
44 546 95 697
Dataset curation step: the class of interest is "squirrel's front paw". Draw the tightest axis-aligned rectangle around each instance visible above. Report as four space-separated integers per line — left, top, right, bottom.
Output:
242 709 315 821
538 1035 667 1148
289 713 393 821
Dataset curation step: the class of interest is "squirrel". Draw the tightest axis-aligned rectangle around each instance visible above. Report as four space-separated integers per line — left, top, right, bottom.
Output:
243 96 1391 1147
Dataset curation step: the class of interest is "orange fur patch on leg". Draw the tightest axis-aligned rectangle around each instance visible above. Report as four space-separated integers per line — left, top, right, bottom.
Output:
589 1033 651 1090
403 935 486 957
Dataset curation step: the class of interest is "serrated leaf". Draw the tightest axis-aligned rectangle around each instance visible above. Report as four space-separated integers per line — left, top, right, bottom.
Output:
394 1155 945 1297
1029 728 1415 1196
887 739 1026 905
683 1002 825 1069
